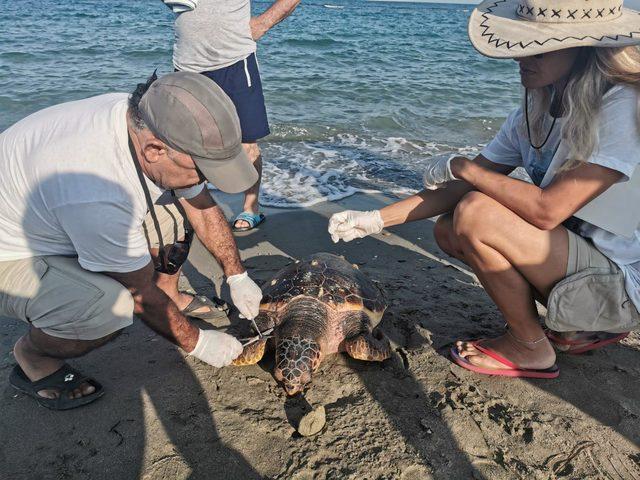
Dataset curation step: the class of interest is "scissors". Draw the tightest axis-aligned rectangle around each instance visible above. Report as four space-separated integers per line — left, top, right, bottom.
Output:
240 327 274 347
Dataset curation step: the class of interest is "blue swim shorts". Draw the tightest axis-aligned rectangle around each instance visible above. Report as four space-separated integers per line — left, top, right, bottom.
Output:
201 53 270 143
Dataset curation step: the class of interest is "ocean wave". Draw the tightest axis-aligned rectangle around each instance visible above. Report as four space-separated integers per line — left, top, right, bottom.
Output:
211 132 483 209
323 4 345 9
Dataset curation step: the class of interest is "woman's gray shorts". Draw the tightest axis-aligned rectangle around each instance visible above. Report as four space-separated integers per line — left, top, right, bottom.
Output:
546 230 640 333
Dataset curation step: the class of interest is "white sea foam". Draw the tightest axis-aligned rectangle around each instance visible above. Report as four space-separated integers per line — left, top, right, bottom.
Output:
323 4 345 9
207 132 484 209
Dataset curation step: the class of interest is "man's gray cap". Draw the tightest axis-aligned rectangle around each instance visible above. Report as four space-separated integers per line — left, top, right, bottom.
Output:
138 71 258 193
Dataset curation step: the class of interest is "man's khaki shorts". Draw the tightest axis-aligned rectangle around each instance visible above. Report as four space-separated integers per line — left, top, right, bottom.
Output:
142 203 187 249
546 230 640 333
0 203 187 341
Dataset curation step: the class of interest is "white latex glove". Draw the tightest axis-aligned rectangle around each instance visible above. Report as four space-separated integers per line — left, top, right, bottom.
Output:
328 210 384 243
227 271 262 320
422 155 459 190
189 329 243 367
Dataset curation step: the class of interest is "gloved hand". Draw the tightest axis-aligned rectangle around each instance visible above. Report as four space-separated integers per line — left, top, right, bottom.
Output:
422 155 459 190
227 271 262 320
328 210 384 243
189 329 243 367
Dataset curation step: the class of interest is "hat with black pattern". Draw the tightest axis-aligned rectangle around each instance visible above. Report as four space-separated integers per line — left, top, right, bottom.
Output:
468 0 640 58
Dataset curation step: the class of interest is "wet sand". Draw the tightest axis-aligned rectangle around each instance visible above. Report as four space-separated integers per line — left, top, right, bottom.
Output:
1 192 639 479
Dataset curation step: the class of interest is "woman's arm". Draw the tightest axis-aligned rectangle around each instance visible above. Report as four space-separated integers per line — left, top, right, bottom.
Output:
450 157 624 230
380 155 514 227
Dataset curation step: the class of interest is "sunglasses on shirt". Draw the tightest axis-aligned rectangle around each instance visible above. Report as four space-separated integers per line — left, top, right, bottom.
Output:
153 227 194 275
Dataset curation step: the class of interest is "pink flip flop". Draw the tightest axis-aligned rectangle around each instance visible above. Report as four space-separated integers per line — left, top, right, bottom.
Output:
545 331 630 355
450 341 560 379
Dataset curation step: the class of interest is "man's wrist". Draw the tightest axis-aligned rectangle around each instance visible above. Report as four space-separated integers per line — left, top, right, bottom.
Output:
252 15 270 37
226 270 248 283
182 325 200 353
225 266 246 279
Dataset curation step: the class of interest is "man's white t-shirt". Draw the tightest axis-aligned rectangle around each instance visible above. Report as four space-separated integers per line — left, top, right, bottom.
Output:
481 84 640 313
173 0 256 72
0 93 204 273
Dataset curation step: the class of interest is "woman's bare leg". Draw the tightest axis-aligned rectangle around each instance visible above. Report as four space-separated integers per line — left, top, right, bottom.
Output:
434 192 569 370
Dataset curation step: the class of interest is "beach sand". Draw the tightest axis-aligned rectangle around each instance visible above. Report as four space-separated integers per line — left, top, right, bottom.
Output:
1 192 639 479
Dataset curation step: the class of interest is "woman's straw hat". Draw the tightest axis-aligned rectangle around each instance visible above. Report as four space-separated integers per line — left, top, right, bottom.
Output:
469 0 640 58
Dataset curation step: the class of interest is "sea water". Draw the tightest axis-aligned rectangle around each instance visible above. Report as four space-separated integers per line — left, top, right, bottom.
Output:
0 0 522 207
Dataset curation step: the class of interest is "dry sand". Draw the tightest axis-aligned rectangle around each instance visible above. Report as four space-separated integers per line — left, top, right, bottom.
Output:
1 192 639 480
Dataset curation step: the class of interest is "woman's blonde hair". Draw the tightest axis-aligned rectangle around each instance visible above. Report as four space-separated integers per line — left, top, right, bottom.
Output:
525 46 640 169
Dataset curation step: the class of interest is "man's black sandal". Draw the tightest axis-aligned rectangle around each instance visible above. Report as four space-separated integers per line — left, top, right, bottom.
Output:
9 364 104 410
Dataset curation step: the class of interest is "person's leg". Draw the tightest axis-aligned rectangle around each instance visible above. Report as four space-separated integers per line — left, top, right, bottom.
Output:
234 142 262 229
150 253 196 312
435 192 569 370
4 256 134 400
13 328 120 399
143 203 195 310
433 213 466 262
545 230 638 350
207 53 269 230
144 204 225 316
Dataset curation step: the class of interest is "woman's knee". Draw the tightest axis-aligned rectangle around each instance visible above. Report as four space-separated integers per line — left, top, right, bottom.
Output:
452 191 496 238
434 214 456 255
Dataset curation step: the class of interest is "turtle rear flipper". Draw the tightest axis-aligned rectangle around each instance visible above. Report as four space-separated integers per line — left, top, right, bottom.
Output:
344 331 391 362
232 339 268 366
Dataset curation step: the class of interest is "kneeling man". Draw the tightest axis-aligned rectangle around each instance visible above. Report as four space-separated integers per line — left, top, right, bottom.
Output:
0 71 262 409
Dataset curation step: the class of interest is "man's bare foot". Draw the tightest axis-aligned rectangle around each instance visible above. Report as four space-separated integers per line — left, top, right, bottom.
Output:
455 333 556 371
233 219 251 230
13 336 95 400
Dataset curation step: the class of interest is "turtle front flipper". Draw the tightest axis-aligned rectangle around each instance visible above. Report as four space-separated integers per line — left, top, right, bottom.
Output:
344 331 391 362
232 339 268 366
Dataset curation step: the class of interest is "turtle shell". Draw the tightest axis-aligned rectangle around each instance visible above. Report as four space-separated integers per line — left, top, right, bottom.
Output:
260 253 386 318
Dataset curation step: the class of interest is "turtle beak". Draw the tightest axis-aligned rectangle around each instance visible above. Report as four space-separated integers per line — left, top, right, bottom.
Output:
283 382 305 396
281 370 312 396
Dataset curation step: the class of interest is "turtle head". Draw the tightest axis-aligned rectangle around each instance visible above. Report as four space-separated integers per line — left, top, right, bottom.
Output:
274 336 322 396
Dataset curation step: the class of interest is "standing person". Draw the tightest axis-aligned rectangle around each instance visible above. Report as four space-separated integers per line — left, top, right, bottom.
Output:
168 0 301 231
1 71 264 409
328 0 640 378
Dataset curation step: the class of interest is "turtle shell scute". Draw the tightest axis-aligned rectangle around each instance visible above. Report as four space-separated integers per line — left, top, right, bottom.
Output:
259 253 385 314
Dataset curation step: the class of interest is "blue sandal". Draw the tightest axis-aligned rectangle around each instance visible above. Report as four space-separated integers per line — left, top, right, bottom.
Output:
232 212 265 232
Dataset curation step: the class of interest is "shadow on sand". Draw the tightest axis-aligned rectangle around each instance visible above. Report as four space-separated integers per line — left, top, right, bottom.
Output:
0 174 261 480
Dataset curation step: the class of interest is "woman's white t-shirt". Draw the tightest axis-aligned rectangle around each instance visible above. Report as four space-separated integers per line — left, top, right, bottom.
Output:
481 84 640 313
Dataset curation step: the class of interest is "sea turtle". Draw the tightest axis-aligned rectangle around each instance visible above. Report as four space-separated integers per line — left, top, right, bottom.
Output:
233 253 391 395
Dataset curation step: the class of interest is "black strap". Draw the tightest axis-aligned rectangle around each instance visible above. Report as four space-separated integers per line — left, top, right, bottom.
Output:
127 135 170 265
170 189 194 244
525 88 558 151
